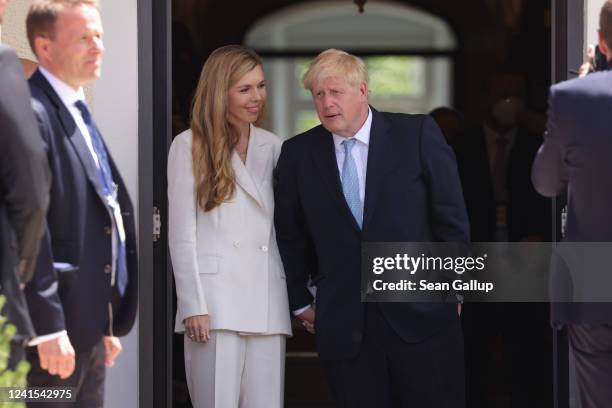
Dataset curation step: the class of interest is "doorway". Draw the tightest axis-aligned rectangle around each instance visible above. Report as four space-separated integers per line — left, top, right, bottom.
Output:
140 0 583 406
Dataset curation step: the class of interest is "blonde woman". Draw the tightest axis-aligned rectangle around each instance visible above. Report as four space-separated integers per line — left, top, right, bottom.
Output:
168 45 291 408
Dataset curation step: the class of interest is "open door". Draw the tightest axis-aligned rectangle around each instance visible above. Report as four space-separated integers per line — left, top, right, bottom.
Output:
139 0 584 406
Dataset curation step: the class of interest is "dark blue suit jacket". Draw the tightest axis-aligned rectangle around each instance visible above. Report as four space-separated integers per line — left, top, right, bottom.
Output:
0 47 49 347
275 108 470 360
24 70 138 352
533 70 612 324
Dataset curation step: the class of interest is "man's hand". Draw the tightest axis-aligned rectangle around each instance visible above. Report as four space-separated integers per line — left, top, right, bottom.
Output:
578 44 596 77
183 315 210 342
103 336 123 367
297 306 316 334
37 333 75 379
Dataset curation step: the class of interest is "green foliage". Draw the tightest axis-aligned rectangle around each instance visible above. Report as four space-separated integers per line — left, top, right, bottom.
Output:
0 295 30 408
295 110 321 134
367 56 423 97
295 56 424 97
296 58 314 100
291 55 427 132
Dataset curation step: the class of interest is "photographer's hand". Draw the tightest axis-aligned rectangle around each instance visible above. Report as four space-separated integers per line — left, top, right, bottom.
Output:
579 44 596 77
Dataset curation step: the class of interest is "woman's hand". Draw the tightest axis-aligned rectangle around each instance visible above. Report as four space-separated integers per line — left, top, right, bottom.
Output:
184 315 210 342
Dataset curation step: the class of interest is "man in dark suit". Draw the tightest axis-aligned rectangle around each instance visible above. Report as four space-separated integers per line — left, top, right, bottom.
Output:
454 72 550 243
22 1 137 405
453 73 552 407
532 2 612 406
275 49 469 408
0 0 50 369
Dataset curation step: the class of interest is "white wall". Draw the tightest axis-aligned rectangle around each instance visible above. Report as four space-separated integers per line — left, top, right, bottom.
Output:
1 1 139 407
1 0 35 59
94 1 139 407
586 0 606 49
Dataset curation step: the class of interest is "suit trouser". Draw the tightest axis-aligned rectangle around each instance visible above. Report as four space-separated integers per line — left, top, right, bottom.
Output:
568 323 612 408
183 330 285 408
9 342 26 370
462 302 552 408
26 338 105 408
324 304 465 408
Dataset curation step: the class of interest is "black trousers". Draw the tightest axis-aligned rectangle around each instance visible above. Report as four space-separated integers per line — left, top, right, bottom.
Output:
324 304 465 408
26 338 106 408
462 303 552 408
569 323 612 408
9 341 26 370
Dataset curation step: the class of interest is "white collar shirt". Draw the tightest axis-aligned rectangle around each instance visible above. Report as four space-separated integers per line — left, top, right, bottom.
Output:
483 124 517 175
332 107 372 212
39 67 99 168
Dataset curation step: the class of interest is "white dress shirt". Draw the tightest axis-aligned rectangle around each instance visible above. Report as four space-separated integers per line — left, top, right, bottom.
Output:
332 107 372 212
483 124 517 185
293 108 372 316
39 67 100 167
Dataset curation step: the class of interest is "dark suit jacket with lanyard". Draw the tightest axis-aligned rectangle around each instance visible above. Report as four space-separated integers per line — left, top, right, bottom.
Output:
275 107 470 360
24 70 137 353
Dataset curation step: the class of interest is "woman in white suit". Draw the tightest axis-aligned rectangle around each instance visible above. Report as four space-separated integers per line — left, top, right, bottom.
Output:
167 45 291 408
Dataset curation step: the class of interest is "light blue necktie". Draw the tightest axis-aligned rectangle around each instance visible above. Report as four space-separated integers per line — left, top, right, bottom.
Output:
341 138 363 228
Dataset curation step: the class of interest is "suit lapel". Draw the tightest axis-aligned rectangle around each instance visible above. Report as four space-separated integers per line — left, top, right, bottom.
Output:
363 108 393 232
67 124 107 201
31 70 106 202
245 126 271 194
233 125 265 208
311 127 361 233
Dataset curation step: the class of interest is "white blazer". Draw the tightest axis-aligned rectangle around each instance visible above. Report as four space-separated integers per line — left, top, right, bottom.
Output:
168 125 291 336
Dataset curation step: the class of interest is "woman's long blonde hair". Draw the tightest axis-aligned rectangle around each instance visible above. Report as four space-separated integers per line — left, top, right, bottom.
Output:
190 45 265 212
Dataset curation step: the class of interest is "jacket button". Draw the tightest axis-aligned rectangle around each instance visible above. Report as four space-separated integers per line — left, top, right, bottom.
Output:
104 226 112 235
233 241 240 248
104 264 112 273
261 245 268 252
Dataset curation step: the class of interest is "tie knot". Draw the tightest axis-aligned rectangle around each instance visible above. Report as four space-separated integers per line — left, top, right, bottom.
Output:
342 138 357 154
74 100 91 123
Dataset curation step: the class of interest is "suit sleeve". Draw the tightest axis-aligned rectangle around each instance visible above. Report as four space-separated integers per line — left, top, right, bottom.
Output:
23 229 67 336
274 142 315 310
421 115 470 243
532 86 568 197
23 99 66 337
0 49 50 282
167 135 209 321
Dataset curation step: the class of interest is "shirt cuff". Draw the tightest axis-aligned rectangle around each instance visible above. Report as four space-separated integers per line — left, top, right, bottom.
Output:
293 305 312 316
28 330 67 347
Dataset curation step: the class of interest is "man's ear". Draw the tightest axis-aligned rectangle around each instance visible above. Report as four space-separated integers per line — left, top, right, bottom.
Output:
598 30 611 62
33 36 51 64
359 82 369 99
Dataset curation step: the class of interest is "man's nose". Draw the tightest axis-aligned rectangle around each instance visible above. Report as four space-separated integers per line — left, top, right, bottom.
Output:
93 37 104 54
321 94 334 109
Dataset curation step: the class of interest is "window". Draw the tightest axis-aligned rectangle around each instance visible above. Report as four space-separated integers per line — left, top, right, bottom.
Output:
246 1 456 138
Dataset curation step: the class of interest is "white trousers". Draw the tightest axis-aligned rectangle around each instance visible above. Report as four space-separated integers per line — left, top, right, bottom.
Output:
184 330 286 408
